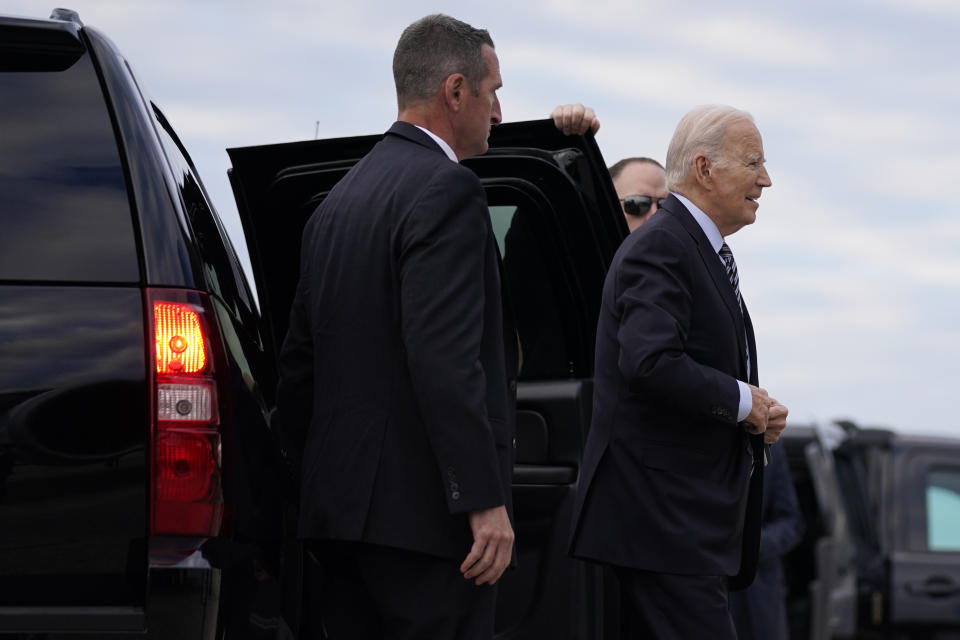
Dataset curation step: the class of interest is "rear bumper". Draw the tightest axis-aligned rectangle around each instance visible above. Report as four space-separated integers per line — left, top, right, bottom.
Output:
0 605 145 634
0 568 218 639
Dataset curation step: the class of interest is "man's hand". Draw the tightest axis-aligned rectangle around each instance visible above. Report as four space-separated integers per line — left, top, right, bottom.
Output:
764 401 789 444
550 103 600 136
742 384 770 435
461 505 514 585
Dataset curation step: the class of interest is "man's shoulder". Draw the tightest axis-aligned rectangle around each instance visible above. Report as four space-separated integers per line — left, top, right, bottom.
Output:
647 204 692 235
343 130 471 189
379 124 449 162
372 131 476 181
619 210 691 257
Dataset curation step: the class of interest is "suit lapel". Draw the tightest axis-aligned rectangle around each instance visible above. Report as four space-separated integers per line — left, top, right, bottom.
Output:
743 302 759 385
663 196 750 376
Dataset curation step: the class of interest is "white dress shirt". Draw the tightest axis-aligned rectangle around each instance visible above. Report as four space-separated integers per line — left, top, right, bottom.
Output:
414 125 458 163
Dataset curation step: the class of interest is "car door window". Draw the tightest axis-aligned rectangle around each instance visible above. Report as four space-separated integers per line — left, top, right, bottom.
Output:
926 469 960 551
486 186 576 381
151 105 255 314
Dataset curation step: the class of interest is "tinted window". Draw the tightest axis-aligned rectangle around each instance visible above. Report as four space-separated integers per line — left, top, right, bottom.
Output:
0 52 139 282
487 191 573 380
926 469 960 551
470 152 606 380
151 105 254 313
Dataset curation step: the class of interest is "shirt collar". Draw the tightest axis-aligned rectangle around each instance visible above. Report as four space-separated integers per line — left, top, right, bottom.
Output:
672 192 724 253
414 125 458 163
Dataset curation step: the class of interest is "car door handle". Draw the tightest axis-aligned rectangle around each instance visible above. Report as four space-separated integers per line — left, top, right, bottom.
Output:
906 577 960 598
512 463 577 485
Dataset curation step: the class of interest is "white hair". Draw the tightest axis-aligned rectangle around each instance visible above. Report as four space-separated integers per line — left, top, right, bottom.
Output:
665 105 755 190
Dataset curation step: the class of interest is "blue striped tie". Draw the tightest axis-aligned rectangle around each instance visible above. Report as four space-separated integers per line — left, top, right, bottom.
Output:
719 242 751 378
718 242 742 312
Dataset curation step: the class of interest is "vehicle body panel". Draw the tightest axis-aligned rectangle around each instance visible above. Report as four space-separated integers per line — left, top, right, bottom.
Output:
0 288 148 617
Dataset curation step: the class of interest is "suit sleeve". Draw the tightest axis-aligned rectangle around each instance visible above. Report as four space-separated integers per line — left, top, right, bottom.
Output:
615 226 741 423
398 164 504 514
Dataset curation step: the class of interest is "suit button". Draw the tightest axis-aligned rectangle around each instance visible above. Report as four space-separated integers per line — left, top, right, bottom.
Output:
451 482 460 492
452 491 461 501
512 438 517 449
508 379 517 392
447 467 455 479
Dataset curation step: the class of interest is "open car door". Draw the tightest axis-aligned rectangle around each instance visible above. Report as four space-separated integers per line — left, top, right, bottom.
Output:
227 120 626 639
804 423 859 639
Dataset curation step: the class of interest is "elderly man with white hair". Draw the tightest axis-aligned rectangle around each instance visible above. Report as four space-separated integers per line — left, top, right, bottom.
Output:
570 105 789 639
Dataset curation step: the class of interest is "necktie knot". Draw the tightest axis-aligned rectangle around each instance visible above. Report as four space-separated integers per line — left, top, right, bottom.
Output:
719 242 733 261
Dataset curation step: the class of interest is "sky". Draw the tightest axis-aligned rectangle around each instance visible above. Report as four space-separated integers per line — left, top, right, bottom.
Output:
8 0 959 436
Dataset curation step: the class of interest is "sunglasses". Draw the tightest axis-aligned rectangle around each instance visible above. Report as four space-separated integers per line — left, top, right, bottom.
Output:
620 195 667 217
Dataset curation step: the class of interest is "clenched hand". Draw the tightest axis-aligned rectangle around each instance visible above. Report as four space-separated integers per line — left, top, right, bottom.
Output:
743 384 771 434
765 401 788 444
742 384 789 444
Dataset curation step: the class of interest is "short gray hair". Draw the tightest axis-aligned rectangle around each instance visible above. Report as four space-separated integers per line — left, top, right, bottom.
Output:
665 105 754 190
393 14 494 109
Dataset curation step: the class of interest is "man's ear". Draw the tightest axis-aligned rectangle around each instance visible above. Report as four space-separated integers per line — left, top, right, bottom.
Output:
443 73 466 111
694 154 712 187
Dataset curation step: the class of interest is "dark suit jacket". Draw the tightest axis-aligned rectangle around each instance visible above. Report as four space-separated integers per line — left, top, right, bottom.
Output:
570 194 765 585
275 121 516 561
730 442 805 639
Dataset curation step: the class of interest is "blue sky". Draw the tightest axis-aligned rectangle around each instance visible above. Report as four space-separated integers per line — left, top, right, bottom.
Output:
9 0 959 435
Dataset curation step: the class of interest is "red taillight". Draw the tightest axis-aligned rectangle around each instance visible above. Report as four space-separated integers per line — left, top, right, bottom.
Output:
156 430 217 501
154 301 207 374
147 290 224 538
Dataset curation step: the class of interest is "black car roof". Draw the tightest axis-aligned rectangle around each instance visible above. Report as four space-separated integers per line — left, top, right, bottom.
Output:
0 12 85 70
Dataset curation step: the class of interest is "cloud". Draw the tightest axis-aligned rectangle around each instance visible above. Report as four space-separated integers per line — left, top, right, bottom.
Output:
875 155 960 202
878 0 960 15
158 104 280 140
668 16 836 68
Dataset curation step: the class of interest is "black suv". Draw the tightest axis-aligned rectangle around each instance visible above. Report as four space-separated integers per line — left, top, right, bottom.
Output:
1 9 284 638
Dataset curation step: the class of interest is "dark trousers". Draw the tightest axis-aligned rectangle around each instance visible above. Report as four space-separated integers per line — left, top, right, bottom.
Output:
306 540 496 640
615 567 736 640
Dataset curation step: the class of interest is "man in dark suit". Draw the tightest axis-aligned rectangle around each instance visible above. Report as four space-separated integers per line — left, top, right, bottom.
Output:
275 14 597 640
569 105 789 639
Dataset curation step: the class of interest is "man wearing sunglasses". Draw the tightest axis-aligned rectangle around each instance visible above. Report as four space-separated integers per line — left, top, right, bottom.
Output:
609 157 668 232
